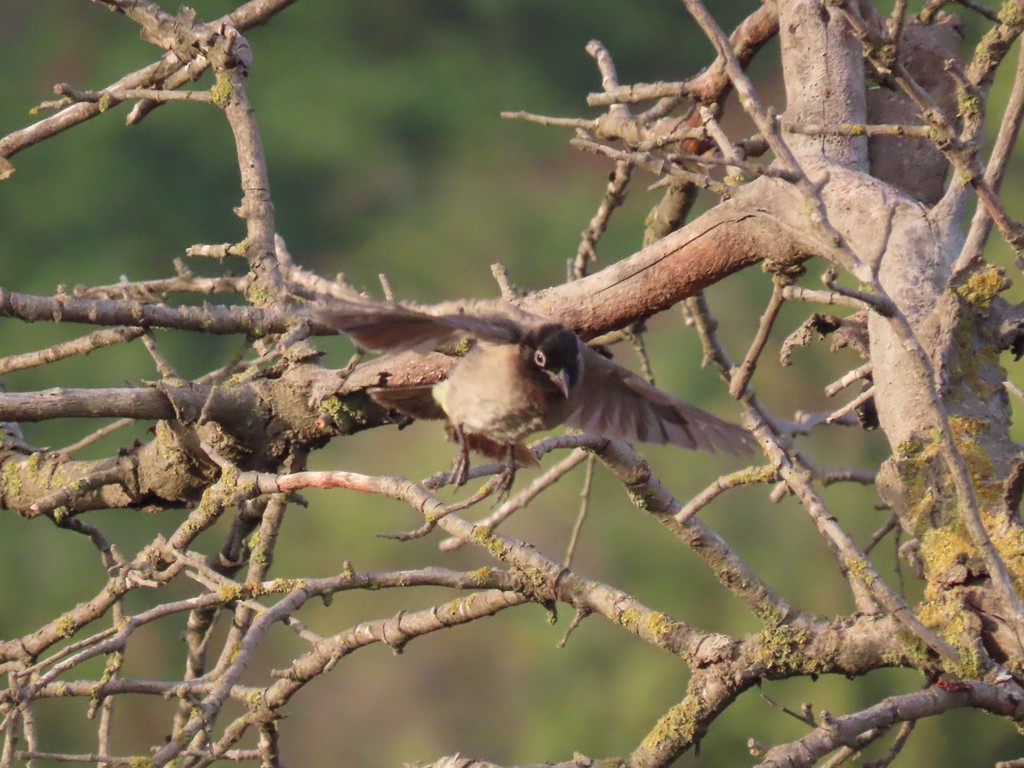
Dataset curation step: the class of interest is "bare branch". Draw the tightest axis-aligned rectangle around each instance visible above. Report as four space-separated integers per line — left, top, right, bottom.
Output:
0 288 293 336
676 465 777 524
730 279 787 398
826 385 876 424
825 363 873 397
784 121 933 139
957 42 1024 271
570 137 730 195
572 161 632 279
0 0 297 164
586 4 779 106
0 326 145 376
438 448 588 552
756 682 1024 768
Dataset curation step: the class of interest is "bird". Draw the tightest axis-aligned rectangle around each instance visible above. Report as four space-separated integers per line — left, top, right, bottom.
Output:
316 297 754 495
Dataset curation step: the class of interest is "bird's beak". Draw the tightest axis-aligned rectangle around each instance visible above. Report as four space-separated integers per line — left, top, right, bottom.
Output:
546 368 572 399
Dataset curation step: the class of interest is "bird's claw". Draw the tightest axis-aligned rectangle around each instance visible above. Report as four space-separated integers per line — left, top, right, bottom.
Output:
450 452 470 487
450 424 471 487
491 461 517 505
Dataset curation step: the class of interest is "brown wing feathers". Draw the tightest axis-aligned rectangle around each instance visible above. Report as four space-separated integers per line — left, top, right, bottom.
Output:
316 299 522 352
315 300 460 352
568 348 754 456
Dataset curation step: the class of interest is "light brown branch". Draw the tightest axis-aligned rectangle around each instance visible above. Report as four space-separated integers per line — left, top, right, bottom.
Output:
756 682 1024 768
0 0 297 164
0 327 145 376
586 4 779 106
957 42 1024 271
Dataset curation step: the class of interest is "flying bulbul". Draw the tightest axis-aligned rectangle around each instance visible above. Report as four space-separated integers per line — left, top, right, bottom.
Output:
317 297 754 493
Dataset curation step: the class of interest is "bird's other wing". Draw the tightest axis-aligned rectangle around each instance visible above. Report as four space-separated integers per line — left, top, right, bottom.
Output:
315 298 521 352
367 385 447 420
566 346 756 456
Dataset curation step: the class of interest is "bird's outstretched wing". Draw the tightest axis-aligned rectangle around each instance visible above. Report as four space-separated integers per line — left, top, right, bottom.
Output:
315 297 521 352
567 346 755 456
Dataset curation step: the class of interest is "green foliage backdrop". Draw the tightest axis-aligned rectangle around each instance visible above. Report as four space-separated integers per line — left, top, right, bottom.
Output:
1 2 1023 766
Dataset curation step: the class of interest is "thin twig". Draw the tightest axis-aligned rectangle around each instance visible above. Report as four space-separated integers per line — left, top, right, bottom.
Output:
779 285 870 313
957 42 1024 272
570 137 730 195
886 0 909 48
676 465 777 524
624 324 656 385
919 0 1000 23
658 149 797 181
1006 380 1024 403
784 121 933 139
0 327 146 376
865 719 916 768
820 728 889 768
760 693 816 726
50 82 213 106
864 515 898 556
75 273 247 300
28 462 129 517
140 332 178 379
730 282 786 398
825 363 873 398
500 111 596 129
437 449 589 552
587 3 780 108
564 455 596 567
826 385 875 424
699 105 742 164
572 161 633 280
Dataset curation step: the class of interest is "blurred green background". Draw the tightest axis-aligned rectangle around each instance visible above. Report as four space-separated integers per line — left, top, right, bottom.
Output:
1 1 1023 766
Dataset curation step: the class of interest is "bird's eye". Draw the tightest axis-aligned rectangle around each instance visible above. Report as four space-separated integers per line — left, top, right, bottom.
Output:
533 349 547 368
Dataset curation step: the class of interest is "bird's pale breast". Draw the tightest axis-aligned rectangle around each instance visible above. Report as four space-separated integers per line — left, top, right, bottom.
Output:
433 342 568 443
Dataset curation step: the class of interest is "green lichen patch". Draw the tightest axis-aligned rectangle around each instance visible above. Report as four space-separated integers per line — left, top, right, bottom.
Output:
55 614 77 639
321 394 372 429
617 607 642 633
640 696 701 755
990 523 1024 591
470 525 510 562
469 566 496 586
209 72 232 107
948 417 1004 508
892 434 950 536
916 588 983 679
753 621 812 674
645 611 675 644
957 91 983 122
952 265 1010 309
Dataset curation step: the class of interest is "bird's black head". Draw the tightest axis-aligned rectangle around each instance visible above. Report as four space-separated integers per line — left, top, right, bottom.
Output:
522 324 581 398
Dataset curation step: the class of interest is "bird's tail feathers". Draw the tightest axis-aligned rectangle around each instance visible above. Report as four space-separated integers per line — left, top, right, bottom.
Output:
444 425 540 468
